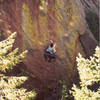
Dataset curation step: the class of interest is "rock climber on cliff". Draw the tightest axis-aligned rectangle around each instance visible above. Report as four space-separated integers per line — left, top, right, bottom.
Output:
44 40 57 62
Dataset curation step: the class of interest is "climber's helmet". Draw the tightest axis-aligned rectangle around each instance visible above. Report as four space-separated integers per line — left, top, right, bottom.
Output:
50 40 54 44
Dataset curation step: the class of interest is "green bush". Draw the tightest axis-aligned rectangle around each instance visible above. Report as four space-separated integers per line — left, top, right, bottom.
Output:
0 32 36 100
71 46 100 100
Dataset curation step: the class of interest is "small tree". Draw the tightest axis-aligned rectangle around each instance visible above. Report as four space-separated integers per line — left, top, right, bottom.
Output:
0 32 36 100
60 81 69 100
71 46 100 100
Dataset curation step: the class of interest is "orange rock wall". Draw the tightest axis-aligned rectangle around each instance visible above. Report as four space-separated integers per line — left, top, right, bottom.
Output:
0 0 98 84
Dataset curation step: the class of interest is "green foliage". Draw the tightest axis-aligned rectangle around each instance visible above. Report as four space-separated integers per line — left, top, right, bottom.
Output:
71 46 100 100
0 32 28 72
0 32 36 100
0 88 36 100
61 82 69 100
0 76 28 89
60 80 73 100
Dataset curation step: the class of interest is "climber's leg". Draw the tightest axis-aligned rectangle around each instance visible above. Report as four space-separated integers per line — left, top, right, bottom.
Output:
48 53 57 62
44 52 51 61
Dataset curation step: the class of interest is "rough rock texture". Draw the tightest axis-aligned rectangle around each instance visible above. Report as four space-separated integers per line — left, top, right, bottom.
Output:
0 0 99 91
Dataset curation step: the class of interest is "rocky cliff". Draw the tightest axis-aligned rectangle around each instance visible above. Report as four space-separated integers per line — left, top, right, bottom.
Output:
0 0 99 87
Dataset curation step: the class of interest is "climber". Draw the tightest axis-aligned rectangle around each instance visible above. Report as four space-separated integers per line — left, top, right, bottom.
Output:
44 40 57 62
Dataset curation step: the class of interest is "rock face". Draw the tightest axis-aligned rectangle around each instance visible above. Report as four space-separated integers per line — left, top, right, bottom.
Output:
0 0 99 85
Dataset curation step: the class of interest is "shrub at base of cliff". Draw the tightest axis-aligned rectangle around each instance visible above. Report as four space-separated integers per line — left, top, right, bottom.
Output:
60 80 73 100
70 46 100 100
0 32 36 100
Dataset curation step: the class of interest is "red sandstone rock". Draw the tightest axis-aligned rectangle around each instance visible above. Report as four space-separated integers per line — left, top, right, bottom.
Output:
0 0 98 85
